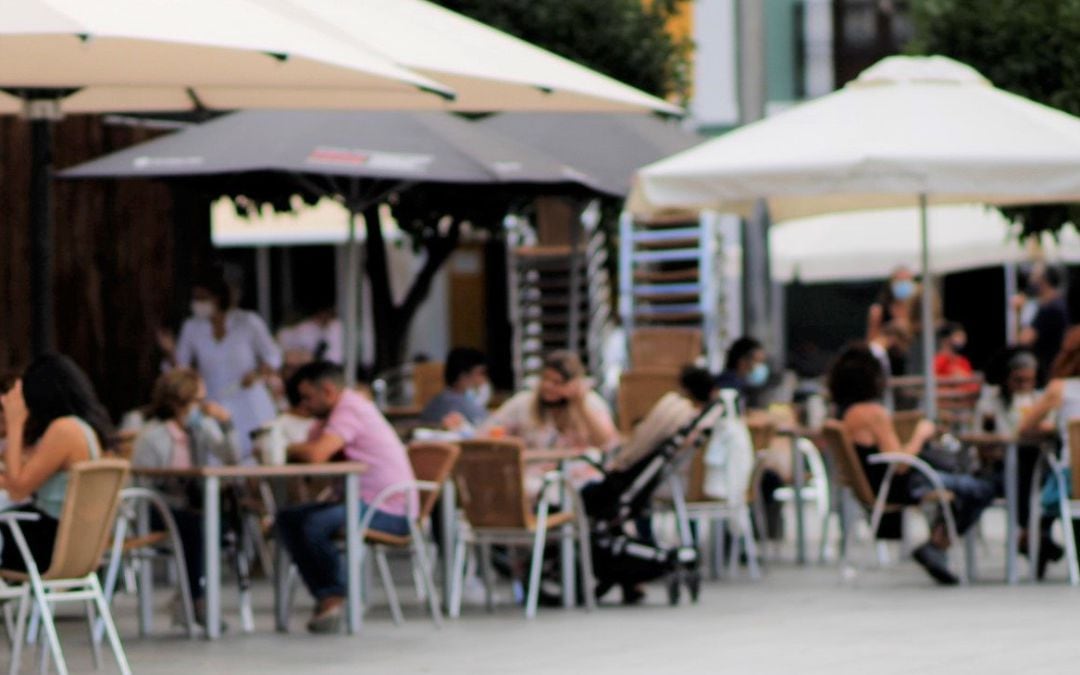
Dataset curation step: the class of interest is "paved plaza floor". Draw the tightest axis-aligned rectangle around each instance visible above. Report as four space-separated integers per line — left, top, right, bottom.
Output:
22 511 1080 674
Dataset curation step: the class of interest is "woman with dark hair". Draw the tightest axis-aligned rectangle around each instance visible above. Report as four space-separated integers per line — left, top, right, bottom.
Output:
0 354 110 571
829 344 995 585
172 268 282 461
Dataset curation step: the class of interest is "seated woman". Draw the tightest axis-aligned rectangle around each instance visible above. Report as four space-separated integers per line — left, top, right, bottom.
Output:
1019 326 1080 577
480 351 618 493
0 354 110 572
829 345 995 585
134 369 240 623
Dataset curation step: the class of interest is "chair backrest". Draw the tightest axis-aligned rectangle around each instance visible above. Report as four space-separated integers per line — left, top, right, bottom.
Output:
407 441 461 521
412 361 445 409
618 369 681 433
629 328 702 370
454 439 530 529
891 410 923 445
45 459 130 580
1068 419 1080 501
821 420 876 509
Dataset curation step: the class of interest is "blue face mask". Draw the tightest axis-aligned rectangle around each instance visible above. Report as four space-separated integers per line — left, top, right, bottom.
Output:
747 362 769 387
891 279 916 301
184 406 203 429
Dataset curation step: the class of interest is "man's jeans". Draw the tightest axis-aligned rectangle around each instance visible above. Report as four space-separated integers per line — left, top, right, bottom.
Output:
276 502 409 601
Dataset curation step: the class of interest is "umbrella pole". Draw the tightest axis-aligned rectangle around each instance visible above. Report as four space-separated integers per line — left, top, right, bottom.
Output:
344 209 359 387
919 193 937 420
29 115 55 355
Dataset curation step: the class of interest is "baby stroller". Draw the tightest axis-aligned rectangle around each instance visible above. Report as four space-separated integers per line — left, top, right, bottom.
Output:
580 401 723 605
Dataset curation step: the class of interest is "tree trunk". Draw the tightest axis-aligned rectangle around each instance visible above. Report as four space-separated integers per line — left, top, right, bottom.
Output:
363 207 463 374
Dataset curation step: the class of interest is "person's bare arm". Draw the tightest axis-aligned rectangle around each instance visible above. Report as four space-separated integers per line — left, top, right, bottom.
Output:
1 386 84 496
567 382 617 448
1019 380 1062 434
866 408 934 472
287 432 345 464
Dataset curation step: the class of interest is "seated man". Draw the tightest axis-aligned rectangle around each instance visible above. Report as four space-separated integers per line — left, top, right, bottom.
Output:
419 347 490 432
277 362 417 633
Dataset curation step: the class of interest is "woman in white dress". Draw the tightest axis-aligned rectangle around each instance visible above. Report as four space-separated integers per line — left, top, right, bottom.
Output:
174 272 281 460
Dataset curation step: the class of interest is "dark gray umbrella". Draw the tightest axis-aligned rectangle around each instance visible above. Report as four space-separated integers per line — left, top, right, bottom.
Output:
475 112 704 197
61 109 607 385
62 109 603 191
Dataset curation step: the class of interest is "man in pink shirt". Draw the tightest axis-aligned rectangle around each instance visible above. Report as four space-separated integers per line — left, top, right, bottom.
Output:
277 362 416 633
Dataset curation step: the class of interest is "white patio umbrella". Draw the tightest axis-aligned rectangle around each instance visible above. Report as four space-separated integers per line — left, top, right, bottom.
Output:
771 205 1080 283
631 55 1080 418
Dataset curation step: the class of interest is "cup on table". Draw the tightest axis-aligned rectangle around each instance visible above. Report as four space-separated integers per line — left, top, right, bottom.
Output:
486 425 506 440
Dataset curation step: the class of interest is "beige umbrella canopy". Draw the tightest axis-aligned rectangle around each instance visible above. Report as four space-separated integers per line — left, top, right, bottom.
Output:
269 0 682 114
2 0 682 355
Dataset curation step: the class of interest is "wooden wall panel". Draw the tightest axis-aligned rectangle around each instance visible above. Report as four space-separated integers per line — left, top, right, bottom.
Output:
0 114 206 417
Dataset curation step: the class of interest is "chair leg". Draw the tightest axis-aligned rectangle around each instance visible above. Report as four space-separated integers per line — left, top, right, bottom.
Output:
31 590 67 675
525 502 550 619
478 542 496 614
448 535 468 619
374 548 404 626
409 523 444 628
710 518 724 580
89 575 132 675
84 600 102 670
1061 510 1080 587
8 588 29 675
740 509 762 581
964 528 978 583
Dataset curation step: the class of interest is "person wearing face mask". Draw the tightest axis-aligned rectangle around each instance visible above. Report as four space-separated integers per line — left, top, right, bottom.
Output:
133 369 240 625
171 269 282 461
868 266 920 342
1012 264 1070 386
715 337 770 407
933 322 975 381
419 348 490 434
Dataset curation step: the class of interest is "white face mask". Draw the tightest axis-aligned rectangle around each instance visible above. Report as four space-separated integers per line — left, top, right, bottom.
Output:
467 381 492 409
191 300 216 320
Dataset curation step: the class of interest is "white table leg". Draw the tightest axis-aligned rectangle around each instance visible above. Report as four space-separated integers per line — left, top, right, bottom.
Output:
203 476 222 639
135 500 154 636
440 480 456 613
345 474 362 635
1005 442 1019 585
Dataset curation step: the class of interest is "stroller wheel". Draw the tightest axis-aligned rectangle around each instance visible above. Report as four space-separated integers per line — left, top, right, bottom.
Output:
685 570 701 603
667 574 682 606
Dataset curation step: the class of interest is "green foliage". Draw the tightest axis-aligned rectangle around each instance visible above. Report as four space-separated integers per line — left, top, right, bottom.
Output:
909 0 1080 235
430 0 693 103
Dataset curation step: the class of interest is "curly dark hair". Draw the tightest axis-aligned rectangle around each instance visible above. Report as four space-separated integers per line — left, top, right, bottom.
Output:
827 343 886 410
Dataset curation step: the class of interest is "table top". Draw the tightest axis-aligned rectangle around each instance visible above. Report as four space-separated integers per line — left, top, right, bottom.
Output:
132 462 368 479
522 449 589 463
956 431 1056 448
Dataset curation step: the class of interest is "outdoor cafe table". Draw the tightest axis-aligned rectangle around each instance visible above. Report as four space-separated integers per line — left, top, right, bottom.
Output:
957 432 1055 585
132 463 368 639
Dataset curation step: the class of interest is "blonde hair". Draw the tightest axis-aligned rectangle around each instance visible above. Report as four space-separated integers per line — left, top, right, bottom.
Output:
148 369 202 421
